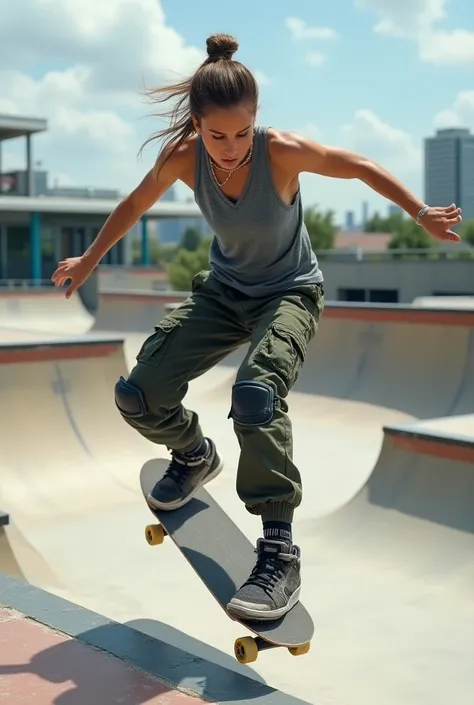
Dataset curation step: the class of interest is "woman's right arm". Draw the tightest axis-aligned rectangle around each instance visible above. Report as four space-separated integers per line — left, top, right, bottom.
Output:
83 148 182 267
52 146 185 296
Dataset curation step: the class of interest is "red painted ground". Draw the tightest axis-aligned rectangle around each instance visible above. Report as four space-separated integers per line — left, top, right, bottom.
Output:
0 608 212 704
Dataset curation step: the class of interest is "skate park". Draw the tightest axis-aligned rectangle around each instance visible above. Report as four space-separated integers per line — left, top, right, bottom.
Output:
0 284 473 705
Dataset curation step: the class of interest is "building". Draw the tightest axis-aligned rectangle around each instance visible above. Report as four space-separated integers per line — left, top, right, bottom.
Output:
0 114 203 282
0 114 47 196
424 127 474 221
157 186 212 246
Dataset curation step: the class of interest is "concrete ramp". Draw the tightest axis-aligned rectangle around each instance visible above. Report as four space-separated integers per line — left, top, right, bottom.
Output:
0 295 473 703
0 336 321 701
300 417 474 705
311 415 474 559
293 304 474 417
0 337 154 519
0 289 94 335
95 292 474 418
2 289 474 419
93 289 181 333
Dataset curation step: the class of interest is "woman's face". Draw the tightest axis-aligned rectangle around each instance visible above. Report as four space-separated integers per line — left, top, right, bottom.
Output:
193 103 255 169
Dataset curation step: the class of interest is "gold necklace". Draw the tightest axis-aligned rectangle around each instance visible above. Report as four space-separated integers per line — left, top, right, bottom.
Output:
209 143 253 187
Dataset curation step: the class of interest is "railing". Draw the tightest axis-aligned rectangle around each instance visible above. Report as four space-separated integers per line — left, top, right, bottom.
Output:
0 278 54 289
1 245 473 292
97 247 474 265
313 247 474 262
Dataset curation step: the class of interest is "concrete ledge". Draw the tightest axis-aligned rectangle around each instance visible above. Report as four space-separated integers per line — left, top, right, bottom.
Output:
0 571 311 705
385 415 474 448
0 333 125 350
0 512 9 527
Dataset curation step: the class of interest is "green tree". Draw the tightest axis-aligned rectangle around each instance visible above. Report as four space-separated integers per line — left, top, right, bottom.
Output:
167 237 212 290
387 218 434 250
181 226 203 252
460 219 474 246
367 212 406 234
304 205 337 250
364 211 389 232
131 238 173 265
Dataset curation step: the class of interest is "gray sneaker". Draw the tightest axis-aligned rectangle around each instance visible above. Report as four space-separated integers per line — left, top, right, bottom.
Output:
147 438 223 511
226 538 301 621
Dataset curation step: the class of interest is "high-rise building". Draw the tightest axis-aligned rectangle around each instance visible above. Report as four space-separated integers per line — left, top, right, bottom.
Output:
345 210 355 231
424 128 474 221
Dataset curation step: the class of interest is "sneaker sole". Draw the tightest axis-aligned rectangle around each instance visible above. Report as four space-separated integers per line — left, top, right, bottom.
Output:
226 585 301 621
146 454 224 512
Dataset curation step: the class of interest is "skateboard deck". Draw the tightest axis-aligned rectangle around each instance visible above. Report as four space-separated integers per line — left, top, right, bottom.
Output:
139 458 314 665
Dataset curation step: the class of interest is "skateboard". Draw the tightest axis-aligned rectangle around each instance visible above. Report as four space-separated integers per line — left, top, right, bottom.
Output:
139 458 314 665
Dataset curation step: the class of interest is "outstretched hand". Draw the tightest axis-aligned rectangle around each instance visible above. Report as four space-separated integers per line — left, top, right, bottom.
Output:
419 204 462 242
51 256 95 298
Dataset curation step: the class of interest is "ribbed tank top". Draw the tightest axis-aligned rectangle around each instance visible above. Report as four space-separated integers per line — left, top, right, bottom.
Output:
194 125 324 297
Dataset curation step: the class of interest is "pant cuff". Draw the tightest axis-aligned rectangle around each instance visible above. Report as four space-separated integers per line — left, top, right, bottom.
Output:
253 501 295 523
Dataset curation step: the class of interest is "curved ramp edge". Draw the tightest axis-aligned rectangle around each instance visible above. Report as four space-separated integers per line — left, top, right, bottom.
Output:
384 414 474 447
0 571 311 705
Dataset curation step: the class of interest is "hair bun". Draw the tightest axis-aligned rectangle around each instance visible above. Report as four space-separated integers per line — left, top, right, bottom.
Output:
206 33 239 61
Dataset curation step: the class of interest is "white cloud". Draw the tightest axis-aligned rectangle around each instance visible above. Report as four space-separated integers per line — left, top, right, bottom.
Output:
298 123 322 141
285 16 337 68
254 70 274 86
355 0 474 64
434 91 474 129
341 109 422 173
0 0 270 193
355 0 445 36
0 0 206 190
306 52 326 68
0 64 144 190
0 0 204 95
297 109 423 223
285 17 338 41
418 30 474 64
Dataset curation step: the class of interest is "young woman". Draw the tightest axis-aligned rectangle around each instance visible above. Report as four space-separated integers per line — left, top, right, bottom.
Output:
52 33 462 622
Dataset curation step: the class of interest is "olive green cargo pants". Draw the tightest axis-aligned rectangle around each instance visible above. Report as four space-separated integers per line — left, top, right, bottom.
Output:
118 270 324 524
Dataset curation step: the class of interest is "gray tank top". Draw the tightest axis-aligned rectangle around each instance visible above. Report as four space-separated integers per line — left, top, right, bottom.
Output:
194 125 323 297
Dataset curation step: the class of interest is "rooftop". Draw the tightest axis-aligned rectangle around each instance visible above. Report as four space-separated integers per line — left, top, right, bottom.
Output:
0 194 202 218
0 114 48 141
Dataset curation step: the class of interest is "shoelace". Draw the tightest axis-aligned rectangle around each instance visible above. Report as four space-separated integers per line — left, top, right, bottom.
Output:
243 553 291 596
163 451 205 489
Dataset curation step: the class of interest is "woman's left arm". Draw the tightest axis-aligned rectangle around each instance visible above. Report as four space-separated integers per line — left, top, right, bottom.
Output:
289 134 462 242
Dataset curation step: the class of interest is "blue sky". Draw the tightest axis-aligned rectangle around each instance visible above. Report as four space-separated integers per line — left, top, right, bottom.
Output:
1 0 473 225
165 0 471 136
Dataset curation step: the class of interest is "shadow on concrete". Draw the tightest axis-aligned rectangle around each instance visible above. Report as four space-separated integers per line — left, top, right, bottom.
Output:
128 617 269 689
0 636 176 705
0 617 296 704
98 618 282 703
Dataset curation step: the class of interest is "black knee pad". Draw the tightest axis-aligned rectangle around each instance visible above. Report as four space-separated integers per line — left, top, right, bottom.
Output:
228 380 275 425
114 376 148 418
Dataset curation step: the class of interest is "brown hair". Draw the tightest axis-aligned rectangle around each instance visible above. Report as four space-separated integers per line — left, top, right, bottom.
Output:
139 33 259 159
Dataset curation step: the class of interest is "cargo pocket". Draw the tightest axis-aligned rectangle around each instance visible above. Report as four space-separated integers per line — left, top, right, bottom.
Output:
136 316 181 367
252 322 309 391
299 283 325 326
